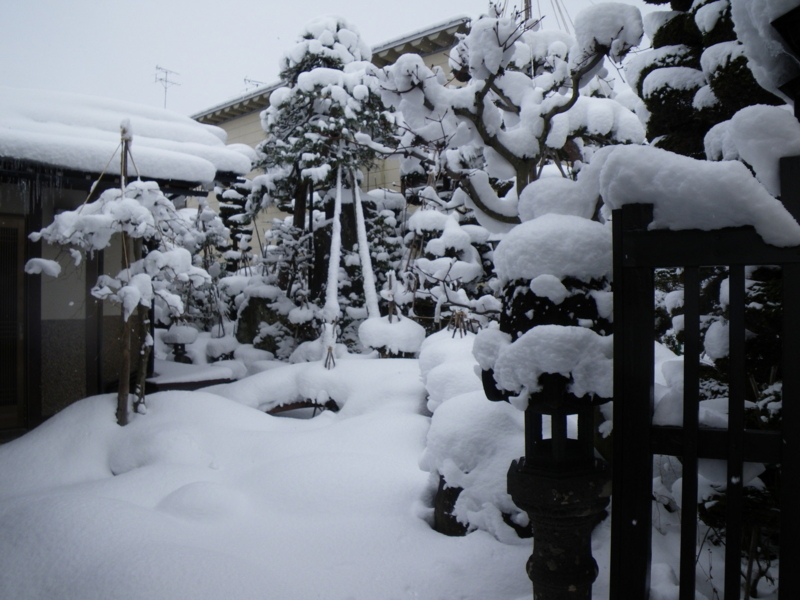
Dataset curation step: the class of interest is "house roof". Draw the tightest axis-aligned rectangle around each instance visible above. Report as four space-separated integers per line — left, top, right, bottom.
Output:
0 87 253 185
192 16 471 127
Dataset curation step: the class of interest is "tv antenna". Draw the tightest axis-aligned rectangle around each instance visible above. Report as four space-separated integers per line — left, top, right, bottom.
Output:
244 77 265 91
155 65 180 109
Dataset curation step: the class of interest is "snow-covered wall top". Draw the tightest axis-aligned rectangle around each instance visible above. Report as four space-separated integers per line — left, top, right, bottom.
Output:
0 87 252 184
585 144 800 247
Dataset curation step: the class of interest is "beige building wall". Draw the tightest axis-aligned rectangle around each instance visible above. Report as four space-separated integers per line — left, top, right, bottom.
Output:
194 19 469 244
222 110 266 147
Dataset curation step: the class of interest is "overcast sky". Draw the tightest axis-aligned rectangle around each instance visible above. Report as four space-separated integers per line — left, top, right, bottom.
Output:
2 0 654 118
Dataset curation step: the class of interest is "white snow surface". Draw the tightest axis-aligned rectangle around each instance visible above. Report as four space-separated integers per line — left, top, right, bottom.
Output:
420 391 527 543
642 10 680 40
417 330 528 542
585 144 800 247
571 3 644 65
705 104 800 197
358 315 427 355
700 41 746 78
643 66 706 98
530 274 570 304
281 16 372 74
493 325 614 402
494 214 612 283
0 87 251 183
518 176 597 222
695 0 729 34
730 0 800 102
23 258 61 277
418 329 484 413
0 358 533 600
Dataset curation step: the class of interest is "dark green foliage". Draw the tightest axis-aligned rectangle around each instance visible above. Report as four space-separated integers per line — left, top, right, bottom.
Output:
699 4 736 47
636 4 791 587
638 0 782 162
500 277 612 342
670 0 693 11
652 11 702 49
653 130 707 159
644 73 704 137
707 54 784 114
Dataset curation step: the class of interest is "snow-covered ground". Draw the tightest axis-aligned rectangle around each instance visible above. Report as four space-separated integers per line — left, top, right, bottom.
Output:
0 356 535 600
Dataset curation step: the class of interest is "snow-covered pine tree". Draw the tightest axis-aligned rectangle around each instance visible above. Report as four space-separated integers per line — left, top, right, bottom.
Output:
243 17 401 361
216 177 254 274
628 0 784 158
395 2 647 539
381 2 645 234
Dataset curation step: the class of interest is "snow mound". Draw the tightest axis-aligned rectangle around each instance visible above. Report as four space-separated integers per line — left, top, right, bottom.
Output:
358 315 426 355
206 356 426 417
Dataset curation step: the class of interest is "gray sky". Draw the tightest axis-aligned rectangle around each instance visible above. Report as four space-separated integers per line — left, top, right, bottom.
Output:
1 0 653 118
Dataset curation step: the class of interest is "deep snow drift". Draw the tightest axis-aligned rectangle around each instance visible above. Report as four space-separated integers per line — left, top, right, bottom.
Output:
0 357 533 600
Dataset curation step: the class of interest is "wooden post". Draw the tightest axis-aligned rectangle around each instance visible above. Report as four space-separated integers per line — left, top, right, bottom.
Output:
116 129 131 426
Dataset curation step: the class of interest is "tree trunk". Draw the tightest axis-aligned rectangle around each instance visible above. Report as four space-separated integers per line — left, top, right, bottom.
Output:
293 179 307 229
117 308 131 426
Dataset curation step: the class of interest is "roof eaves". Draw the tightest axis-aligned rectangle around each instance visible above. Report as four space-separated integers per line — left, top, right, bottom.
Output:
192 80 283 123
192 16 471 123
371 15 470 55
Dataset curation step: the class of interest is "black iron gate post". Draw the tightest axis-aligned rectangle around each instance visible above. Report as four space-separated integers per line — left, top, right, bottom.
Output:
609 204 655 599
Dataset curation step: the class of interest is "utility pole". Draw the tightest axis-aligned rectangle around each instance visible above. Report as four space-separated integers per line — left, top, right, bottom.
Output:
155 65 180 109
524 0 531 22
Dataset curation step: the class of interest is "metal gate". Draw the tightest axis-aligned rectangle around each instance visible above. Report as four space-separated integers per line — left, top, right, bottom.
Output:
610 202 800 599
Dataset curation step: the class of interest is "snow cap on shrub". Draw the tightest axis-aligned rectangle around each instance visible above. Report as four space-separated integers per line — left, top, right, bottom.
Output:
571 2 643 65
493 213 612 284
493 324 614 406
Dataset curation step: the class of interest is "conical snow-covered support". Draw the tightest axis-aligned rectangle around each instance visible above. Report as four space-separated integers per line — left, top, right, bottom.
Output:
321 166 344 369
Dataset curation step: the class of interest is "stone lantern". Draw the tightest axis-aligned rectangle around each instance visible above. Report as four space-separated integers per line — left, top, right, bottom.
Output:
504 372 611 600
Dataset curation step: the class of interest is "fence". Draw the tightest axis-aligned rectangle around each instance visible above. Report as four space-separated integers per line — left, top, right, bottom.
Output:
609 159 800 599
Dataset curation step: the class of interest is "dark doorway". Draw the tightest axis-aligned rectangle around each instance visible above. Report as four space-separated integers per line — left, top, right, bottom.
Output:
0 215 25 429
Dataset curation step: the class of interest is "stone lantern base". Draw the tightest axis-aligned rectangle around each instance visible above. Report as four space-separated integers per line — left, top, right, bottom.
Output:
508 459 611 600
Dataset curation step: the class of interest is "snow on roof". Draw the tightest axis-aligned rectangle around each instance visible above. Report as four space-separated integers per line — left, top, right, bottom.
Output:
0 87 252 184
192 16 471 123
371 15 470 55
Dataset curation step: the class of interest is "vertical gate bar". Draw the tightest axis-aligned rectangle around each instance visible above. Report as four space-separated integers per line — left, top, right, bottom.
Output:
780 263 800 599
725 265 746 600
779 156 800 223
610 210 627 600
611 205 655 600
679 267 701 600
